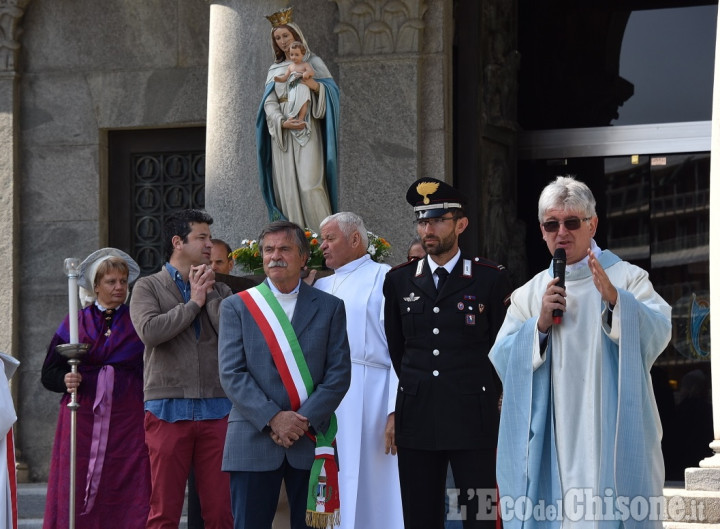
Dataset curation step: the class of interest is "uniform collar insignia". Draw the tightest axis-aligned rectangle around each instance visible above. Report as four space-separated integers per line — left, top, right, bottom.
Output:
415 259 425 277
462 259 472 277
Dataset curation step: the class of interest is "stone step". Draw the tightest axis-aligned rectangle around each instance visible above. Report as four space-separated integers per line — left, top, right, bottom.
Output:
662 487 720 526
17 483 46 522
19 482 715 527
16 482 189 528
663 522 717 529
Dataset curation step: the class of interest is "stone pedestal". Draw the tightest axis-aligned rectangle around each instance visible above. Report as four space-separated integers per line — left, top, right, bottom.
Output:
662 468 720 527
686 467 720 492
663 446 720 526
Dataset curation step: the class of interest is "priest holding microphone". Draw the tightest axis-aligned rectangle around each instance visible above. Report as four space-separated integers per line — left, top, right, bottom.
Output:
490 176 672 529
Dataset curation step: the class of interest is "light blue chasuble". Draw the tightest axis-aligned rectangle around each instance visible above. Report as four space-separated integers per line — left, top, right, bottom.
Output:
490 251 671 529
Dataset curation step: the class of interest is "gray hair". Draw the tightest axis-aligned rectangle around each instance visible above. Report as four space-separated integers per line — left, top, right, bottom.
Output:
258 221 310 258
538 175 597 222
407 235 422 251
320 212 369 249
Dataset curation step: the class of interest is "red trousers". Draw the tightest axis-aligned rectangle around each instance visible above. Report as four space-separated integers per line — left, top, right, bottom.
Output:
144 412 232 529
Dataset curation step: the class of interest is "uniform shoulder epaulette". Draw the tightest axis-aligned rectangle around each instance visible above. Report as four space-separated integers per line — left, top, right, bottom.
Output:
471 256 506 271
388 258 419 273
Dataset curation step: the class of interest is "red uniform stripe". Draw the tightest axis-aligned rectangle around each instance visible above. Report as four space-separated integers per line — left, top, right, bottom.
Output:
7 430 16 529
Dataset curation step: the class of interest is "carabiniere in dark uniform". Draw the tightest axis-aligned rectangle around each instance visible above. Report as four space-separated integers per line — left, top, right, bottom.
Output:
384 253 511 451
383 176 512 529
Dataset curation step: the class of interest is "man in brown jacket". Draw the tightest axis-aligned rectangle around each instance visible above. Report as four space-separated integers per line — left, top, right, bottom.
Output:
130 209 233 529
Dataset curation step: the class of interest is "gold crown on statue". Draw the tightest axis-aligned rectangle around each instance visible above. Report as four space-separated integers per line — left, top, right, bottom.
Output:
266 7 294 28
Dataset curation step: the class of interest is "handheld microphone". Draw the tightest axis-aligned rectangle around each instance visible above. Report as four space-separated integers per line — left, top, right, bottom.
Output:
552 248 566 325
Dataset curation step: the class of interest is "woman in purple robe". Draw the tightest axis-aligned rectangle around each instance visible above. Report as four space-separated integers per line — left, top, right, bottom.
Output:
41 248 150 529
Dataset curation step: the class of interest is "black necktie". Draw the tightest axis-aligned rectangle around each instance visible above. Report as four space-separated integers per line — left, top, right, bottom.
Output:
435 267 449 294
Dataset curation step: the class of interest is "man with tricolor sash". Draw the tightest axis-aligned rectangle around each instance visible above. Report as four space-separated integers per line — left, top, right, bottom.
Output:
219 220 351 529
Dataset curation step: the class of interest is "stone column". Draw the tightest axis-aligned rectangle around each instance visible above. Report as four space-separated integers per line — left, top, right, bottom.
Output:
0 0 29 481
205 0 277 246
0 1 27 357
0 81 18 358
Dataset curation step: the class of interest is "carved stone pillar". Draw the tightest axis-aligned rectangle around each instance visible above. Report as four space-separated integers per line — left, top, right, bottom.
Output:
0 1 24 69
452 0 523 269
0 1 27 350
0 0 30 481
330 0 450 254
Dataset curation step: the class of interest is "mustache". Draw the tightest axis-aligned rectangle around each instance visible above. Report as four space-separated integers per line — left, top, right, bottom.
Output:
267 260 288 268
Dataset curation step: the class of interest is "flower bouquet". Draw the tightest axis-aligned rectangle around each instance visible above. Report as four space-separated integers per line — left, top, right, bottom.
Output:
230 239 263 274
232 229 391 273
367 231 391 262
304 229 324 270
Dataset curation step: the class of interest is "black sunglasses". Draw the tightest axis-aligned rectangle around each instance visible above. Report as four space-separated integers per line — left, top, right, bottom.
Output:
541 217 591 233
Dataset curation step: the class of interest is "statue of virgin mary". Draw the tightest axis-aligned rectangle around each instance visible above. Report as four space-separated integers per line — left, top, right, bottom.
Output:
256 7 340 233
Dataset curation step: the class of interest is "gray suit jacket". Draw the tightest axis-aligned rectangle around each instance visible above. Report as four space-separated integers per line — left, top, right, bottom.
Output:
218 281 351 471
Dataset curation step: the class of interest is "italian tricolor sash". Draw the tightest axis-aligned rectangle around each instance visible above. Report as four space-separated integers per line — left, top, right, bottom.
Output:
238 282 340 528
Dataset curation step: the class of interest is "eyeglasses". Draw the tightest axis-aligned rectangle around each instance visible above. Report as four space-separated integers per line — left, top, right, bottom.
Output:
541 217 591 233
414 216 456 229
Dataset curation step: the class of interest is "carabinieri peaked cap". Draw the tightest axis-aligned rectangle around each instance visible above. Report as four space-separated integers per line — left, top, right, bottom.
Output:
406 177 466 219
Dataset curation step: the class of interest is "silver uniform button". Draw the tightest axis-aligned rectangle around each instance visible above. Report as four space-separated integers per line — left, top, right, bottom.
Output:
482 386 486 391
407 307 411 312
433 349 440 356
433 306 440 313
433 328 439 335
432 370 439 376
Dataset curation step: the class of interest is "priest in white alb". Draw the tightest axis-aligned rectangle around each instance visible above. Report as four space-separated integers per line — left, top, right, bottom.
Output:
490 176 671 529
315 212 404 529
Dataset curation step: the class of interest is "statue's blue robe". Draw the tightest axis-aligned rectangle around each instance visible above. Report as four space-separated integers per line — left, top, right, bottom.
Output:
256 74 339 222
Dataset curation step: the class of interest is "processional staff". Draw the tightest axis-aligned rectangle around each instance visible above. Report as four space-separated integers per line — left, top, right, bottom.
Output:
56 257 88 529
